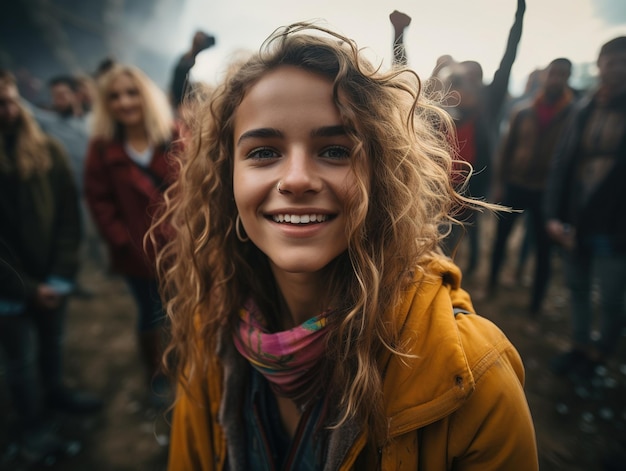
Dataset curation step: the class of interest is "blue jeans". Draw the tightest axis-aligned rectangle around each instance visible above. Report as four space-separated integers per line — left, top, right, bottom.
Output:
489 185 553 312
565 249 626 355
0 303 65 427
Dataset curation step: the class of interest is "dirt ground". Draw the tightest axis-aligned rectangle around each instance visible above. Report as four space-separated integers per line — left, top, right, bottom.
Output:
1 214 625 471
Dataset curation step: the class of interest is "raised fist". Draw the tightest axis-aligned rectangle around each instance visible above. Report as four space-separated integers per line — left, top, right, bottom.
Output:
390 10 411 31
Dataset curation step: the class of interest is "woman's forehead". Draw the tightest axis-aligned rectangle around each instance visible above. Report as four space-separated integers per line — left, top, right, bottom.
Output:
233 66 340 134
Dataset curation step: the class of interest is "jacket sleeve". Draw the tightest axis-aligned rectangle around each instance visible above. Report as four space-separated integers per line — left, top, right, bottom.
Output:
49 139 81 279
168 383 217 471
83 140 132 249
448 333 538 470
168 353 226 471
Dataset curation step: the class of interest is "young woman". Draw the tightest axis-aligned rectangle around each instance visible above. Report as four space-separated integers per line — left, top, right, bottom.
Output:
158 24 538 470
84 64 179 407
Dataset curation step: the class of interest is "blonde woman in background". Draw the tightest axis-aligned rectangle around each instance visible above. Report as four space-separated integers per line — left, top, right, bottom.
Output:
84 63 180 408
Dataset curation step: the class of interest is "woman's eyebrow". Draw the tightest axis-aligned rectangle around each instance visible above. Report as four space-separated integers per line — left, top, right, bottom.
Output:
236 128 283 146
236 125 348 147
310 125 347 138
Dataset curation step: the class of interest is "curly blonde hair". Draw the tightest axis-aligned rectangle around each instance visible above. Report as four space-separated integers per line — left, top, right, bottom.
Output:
91 64 173 144
155 23 478 445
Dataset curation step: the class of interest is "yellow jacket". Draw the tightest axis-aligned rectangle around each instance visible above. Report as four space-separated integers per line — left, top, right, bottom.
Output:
168 257 538 470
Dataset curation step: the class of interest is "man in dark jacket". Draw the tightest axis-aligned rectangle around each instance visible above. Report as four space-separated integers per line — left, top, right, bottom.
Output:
488 58 575 314
0 70 101 464
545 37 626 376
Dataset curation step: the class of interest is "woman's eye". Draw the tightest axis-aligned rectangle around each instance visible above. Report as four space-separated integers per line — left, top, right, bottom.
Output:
247 147 278 160
320 146 351 160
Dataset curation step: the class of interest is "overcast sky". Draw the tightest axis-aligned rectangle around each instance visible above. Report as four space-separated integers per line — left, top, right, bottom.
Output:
162 0 626 95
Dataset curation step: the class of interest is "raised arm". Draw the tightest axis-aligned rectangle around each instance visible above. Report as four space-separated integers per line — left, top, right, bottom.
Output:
487 0 526 122
390 10 411 67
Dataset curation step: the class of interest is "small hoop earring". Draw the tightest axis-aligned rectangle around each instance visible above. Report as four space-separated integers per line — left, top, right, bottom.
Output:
235 214 249 242
277 181 285 194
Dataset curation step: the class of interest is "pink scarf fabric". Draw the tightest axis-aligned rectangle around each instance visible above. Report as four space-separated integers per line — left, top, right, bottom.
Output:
233 300 332 406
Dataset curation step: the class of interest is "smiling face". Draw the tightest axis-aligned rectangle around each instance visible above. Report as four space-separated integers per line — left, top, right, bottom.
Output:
106 73 144 128
233 66 358 281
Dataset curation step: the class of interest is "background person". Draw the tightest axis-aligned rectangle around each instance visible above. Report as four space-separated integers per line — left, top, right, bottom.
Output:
488 58 576 315
33 75 103 294
0 69 101 464
84 63 180 408
390 0 525 276
545 36 626 378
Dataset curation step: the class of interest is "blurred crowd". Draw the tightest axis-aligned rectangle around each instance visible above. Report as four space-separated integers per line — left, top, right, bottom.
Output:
1 1 625 467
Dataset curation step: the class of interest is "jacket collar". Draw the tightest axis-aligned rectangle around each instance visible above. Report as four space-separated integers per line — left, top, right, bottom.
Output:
215 257 476 468
325 257 477 467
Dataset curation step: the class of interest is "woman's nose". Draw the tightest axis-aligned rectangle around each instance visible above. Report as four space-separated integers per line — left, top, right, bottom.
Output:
277 149 322 196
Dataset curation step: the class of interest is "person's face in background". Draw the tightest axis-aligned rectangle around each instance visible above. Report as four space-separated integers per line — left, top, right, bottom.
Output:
0 83 22 134
106 73 144 128
544 62 571 100
50 82 78 117
597 50 626 94
232 66 357 279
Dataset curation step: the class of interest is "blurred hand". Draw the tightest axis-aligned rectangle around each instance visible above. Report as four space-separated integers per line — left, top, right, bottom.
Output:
390 10 411 31
191 32 215 56
35 284 63 310
546 219 575 250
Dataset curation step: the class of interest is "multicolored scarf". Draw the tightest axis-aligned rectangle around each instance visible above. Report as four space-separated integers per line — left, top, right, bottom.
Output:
233 300 332 407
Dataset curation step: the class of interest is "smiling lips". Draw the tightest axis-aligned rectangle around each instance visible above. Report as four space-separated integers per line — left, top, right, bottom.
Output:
271 214 331 224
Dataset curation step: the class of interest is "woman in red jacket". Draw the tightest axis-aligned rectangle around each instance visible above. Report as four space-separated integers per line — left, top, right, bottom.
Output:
84 63 179 408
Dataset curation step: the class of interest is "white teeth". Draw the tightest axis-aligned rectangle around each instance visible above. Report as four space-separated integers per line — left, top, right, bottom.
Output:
272 214 328 224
